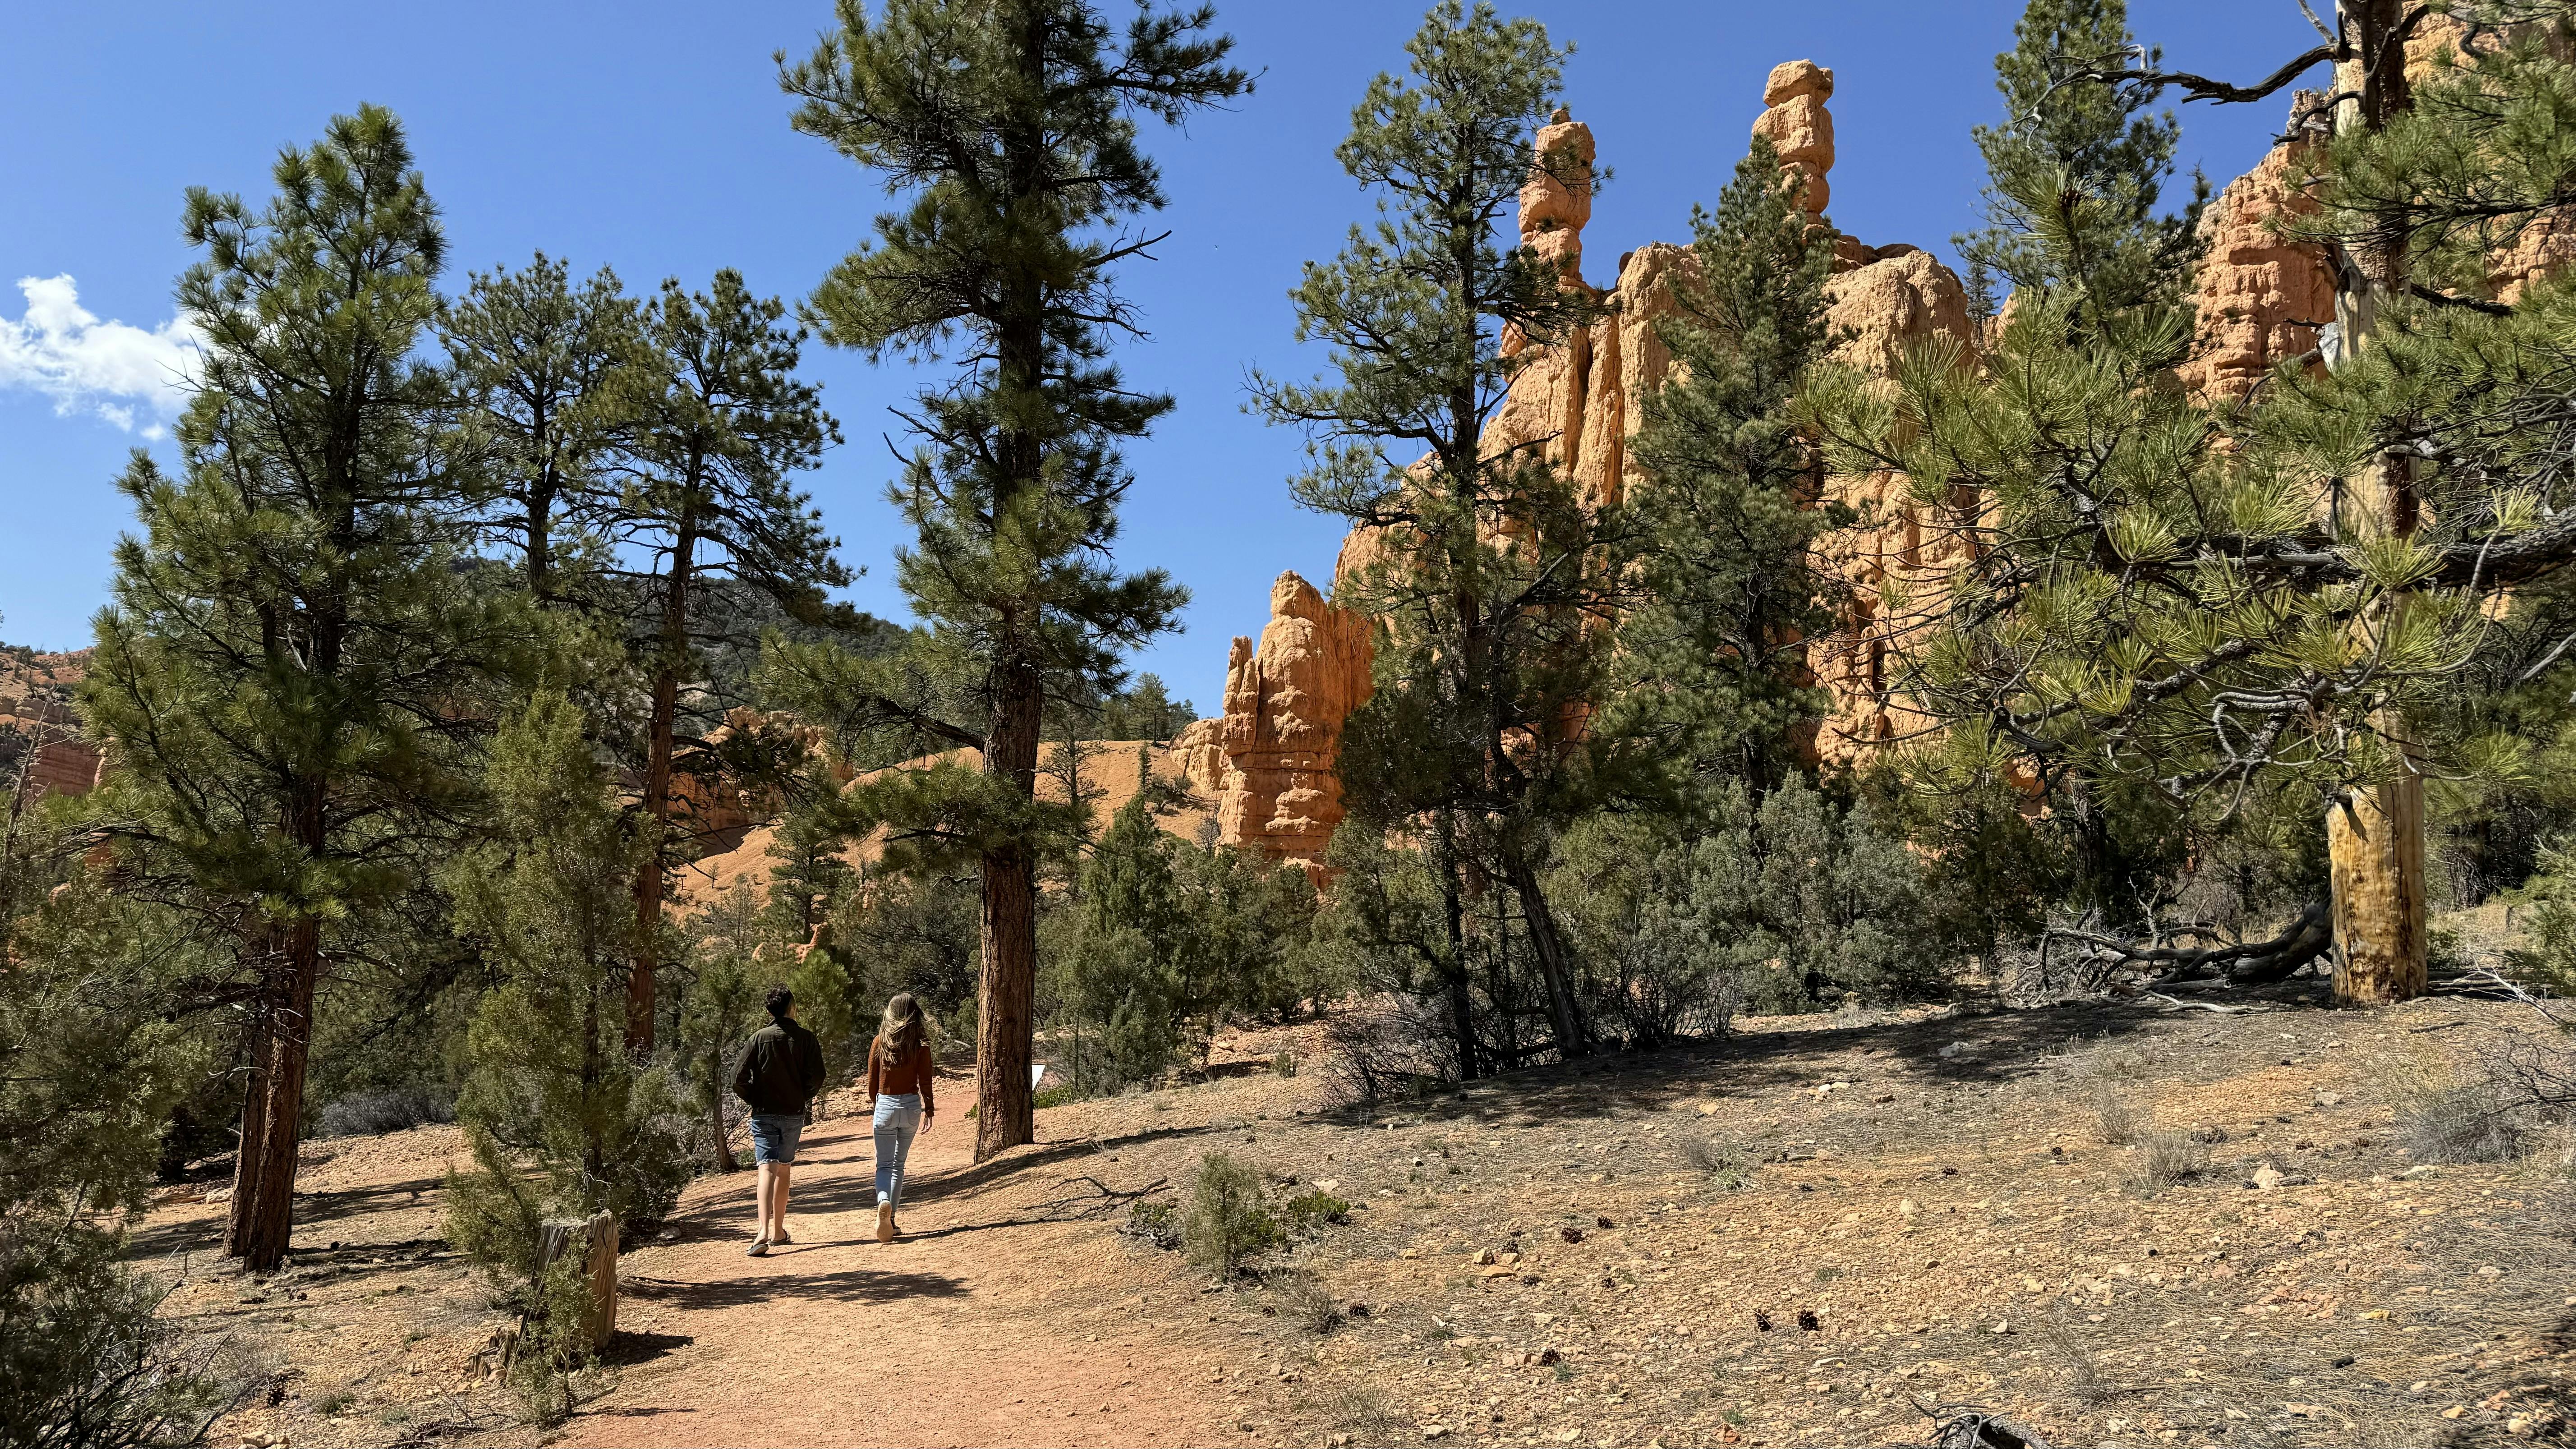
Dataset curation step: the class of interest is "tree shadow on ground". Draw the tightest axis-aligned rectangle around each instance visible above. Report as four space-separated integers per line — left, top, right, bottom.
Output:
1317 984 2359 1138
285 1175 449 1228
600 1330 694 1366
814 1119 1237 1214
127 1174 455 1261
620 1266 967 1309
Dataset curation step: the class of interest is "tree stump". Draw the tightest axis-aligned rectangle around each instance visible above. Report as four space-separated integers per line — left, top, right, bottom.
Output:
539 1210 618 1350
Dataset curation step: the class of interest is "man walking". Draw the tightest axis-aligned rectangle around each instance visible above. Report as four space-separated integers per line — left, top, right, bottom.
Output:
731 986 827 1256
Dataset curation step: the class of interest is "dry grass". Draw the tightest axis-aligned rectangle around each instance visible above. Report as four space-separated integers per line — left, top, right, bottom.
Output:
2125 1129 2209 1195
2395 1074 2530 1164
2091 1083 2145 1145
1266 1267 1344 1336
2037 1313 2113 1406
1676 1133 1756 1189
1304 1382 1402 1440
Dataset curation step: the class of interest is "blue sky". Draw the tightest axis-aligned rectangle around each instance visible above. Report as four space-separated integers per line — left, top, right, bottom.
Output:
0 0 2318 714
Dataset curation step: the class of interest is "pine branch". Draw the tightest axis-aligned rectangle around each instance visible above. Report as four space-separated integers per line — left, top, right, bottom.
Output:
2043 42 2335 112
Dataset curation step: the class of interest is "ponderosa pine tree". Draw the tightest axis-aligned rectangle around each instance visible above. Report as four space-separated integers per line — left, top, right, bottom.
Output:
83 106 512 1270
442 254 644 603
1253 0 1605 1068
1954 0 2205 311
1602 133 1844 804
1060 792 1188 1090
445 690 692 1239
605 272 842 1053
1807 0 2576 1002
774 0 1247 1157
1913 0 2214 934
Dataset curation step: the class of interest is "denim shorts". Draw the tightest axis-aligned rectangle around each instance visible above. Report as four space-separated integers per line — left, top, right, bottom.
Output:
749 1112 805 1165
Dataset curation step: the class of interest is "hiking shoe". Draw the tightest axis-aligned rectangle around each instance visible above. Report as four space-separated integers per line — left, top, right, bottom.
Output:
745 1237 771 1257
875 1202 896 1242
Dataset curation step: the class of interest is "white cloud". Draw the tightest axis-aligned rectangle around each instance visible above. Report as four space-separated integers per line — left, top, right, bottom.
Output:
0 275 200 439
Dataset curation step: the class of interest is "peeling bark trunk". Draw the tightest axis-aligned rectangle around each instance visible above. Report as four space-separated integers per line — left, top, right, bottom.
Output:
2328 764 2429 1003
2322 0 2430 1005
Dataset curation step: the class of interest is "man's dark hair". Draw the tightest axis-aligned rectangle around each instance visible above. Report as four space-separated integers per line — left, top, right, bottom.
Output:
765 986 794 1020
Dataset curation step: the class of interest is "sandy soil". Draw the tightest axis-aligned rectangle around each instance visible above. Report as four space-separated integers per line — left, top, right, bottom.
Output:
549 1095 1274 1449
143 975 2576 1449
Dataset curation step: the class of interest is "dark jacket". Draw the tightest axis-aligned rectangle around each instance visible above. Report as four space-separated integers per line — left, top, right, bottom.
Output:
731 1018 826 1117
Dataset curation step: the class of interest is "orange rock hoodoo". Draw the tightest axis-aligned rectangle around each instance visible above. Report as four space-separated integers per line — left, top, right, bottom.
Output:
1197 64 2342 872
1206 571 1375 873
2176 92 2337 403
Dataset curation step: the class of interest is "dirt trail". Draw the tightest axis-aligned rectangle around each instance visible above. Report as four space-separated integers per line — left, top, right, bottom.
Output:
554 1089 1263 1449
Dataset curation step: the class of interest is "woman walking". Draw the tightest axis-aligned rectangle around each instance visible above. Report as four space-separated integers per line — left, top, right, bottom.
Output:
865 993 936 1242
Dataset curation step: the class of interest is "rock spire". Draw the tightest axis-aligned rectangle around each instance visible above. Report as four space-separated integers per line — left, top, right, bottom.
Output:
1753 60 1834 216
1519 106 1597 284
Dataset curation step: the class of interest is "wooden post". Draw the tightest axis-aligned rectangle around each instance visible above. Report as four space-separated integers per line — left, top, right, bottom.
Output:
539 1210 618 1351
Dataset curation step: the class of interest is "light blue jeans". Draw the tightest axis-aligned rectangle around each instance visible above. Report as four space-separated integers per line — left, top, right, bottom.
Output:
872 1092 922 1211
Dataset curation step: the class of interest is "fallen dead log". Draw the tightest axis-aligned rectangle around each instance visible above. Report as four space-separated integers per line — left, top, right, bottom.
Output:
1035 1174 1169 1220
2143 990 2264 1014
2042 898 2331 990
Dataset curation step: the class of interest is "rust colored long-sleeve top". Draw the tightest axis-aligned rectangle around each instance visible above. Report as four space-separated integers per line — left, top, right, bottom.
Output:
865 1034 936 1115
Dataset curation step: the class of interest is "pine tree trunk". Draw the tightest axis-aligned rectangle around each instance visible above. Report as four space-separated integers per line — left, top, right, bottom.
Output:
2323 0 2430 1004
630 520 695 1054
2329 759 2429 1002
224 978 275 1260
1433 815 1479 1081
526 478 555 601
236 915 320 1271
708 1044 739 1173
1503 848 1590 1060
975 69 1049 1158
975 655 1044 1161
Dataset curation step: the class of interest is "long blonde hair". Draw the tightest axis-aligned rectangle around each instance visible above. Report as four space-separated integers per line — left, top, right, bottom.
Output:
878 992 925 1066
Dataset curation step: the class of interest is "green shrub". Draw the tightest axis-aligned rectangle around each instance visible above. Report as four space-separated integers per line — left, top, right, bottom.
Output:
1180 1152 1281 1275
0 886 238 1448
1047 791 1336 1096
0 1219 239 1449
506 1256 610 1423
1281 1189 1350 1231
443 1127 614 1422
1124 1198 1180 1250
447 694 699 1225
1553 782 1929 1035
